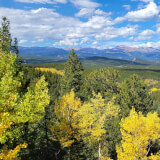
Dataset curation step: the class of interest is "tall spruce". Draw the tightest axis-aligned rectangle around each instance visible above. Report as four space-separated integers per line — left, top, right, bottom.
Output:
12 37 19 55
0 17 12 53
0 17 19 54
61 49 83 96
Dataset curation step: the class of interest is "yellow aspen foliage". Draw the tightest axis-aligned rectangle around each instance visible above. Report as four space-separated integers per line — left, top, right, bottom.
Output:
35 67 64 76
0 113 12 142
0 143 27 160
116 108 160 160
51 90 81 147
0 51 50 159
149 87 160 94
78 93 119 159
79 93 119 144
101 155 113 160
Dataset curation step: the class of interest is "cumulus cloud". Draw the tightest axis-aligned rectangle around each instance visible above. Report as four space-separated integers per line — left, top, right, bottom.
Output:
156 24 160 33
115 1 159 23
15 0 67 4
0 7 82 42
126 1 159 21
54 37 79 46
75 8 95 17
0 6 139 47
134 29 155 41
70 0 100 8
75 8 112 18
19 39 28 44
1 0 160 48
95 25 138 40
137 41 160 48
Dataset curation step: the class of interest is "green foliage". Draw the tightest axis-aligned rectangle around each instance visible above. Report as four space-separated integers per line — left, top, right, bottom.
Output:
0 51 50 159
61 49 84 96
118 74 153 116
0 17 19 55
83 68 119 100
20 65 62 159
0 17 12 53
79 93 119 159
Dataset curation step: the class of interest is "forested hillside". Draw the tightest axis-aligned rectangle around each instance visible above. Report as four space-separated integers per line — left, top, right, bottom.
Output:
0 17 160 160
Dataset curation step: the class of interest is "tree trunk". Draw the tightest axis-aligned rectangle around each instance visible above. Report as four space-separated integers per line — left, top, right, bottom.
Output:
99 140 101 160
68 147 71 160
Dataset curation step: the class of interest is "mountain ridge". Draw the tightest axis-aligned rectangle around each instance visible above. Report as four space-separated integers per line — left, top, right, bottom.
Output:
19 46 160 62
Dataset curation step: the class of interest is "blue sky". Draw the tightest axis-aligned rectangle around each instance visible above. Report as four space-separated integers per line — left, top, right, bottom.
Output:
0 0 160 48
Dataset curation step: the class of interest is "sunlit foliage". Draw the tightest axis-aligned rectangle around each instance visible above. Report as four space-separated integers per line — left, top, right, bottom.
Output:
51 90 81 147
116 108 160 160
35 67 64 76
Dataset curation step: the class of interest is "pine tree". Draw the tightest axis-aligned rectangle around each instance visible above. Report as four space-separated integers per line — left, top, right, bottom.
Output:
0 17 19 54
61 49 84 97
0 17 12 53
11 37 19 55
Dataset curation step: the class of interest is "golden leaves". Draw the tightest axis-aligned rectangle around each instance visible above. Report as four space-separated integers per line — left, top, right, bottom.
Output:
35 67 64 76
78 93 119 144
0 143 27 160
117 108 160 160
51 90 81 147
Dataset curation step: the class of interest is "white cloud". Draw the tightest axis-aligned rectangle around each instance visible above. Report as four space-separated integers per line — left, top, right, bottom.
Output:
131 0 153 2
156 24 160 33
75 8 95 17
95 25 138 40
125 1 159 21
94 9 112 16
15 0 67 4
82 16 114 29
114 17 126 24
19 39 28 44
0 2 157 48
135 29 155 40
123 5 131 10
53 38 79 46
0 7 82 42
70 0 100 8
137 41 160 48
115 1 159 23
75 8 112 18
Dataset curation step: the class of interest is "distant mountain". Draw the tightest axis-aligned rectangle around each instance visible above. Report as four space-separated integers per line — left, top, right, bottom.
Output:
19 46 160 62
19 46 68 59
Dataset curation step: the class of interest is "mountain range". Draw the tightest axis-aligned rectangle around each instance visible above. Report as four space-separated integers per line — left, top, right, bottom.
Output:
19 46 160 62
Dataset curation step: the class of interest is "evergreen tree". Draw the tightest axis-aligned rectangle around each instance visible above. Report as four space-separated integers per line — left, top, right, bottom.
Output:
11 37 19 55
0 17 12 53
61 49 84 97
0 17 19 54
118 74 153 116
83 68 119 100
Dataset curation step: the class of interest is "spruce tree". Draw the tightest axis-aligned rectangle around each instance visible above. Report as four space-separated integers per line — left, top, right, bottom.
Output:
0 17 19 54
61 49 84 97
12 37 19 55
0 17 12 53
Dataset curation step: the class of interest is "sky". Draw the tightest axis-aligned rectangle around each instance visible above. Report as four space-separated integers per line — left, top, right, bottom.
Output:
0 0 160 49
